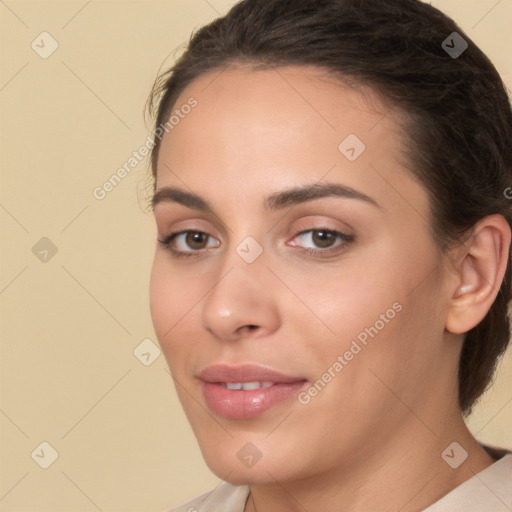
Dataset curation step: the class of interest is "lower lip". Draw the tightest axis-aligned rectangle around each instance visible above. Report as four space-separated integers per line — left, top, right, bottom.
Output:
202 381 307 420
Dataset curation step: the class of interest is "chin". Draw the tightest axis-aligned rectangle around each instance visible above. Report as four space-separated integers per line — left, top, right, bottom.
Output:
196 434 309 486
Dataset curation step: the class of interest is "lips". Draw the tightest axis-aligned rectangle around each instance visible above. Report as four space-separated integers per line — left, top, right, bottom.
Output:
198 364 307 420
199 364 304 384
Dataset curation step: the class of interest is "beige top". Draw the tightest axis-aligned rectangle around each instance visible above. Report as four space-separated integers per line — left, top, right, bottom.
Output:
171 453 512 512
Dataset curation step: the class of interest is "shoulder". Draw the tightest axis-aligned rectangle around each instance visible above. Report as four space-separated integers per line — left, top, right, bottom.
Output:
425 452 512 512
169 482 250 512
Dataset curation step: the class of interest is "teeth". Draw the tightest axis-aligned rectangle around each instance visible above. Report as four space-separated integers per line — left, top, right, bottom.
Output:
224 381 274 390
242 381 263 391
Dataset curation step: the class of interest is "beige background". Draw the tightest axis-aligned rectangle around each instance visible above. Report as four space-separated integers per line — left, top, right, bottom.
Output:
0 0 511 510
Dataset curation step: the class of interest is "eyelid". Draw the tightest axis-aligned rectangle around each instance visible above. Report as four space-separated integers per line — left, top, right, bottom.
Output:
156 215 355 258
154 210 230 240
157 229 220 256
155 215 213 232
169 230 220 245
159 228 353 259
287 228 353 252
290 215 354 235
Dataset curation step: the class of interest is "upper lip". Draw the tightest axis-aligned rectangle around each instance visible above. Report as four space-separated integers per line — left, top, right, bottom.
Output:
198 364 306 384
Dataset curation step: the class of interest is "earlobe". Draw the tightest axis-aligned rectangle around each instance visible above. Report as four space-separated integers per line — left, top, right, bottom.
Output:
445 214 511 335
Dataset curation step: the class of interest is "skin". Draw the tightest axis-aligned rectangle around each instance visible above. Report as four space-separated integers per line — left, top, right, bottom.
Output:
149 65 510 512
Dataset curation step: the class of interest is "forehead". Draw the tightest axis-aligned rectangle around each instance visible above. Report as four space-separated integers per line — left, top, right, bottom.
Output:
158 66 399 165
155 65 427 217
164 64 397 146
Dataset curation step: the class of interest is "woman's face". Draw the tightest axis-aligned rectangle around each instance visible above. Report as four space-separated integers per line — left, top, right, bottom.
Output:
150 66 457 484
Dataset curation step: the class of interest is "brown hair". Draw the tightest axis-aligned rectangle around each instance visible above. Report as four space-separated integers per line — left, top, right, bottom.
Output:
147 0 512 414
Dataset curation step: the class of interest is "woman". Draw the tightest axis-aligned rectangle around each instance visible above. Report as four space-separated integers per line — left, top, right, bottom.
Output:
147 0 512 510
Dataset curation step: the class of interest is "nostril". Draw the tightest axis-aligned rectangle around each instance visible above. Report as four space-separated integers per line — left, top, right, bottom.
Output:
236 324 260 336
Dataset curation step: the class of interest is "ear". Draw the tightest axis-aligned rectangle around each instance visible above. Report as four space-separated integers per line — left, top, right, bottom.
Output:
445 214 511 334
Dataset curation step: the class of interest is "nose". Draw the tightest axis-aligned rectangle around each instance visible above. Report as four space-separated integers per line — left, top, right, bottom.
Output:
201 261 281 342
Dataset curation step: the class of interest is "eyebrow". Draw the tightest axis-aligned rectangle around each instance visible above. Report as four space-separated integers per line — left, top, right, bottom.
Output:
151 182 381 212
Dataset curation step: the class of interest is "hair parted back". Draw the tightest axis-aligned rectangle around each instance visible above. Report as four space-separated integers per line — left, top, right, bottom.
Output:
147 0 512 414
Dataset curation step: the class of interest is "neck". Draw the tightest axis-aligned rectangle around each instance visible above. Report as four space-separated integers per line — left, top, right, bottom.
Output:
245 411 494 512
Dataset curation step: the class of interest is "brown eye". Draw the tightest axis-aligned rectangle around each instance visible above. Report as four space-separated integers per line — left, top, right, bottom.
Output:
185 231 209 249
157 230 220 257
289 228 353 255
311 230 337 248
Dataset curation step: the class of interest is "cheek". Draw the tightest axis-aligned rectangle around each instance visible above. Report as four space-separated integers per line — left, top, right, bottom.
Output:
292 241 442 377
150 256 198 329
312 267 445 415
149 255 212 377
149 257 191 358
149 257 172 339
282 258 402 350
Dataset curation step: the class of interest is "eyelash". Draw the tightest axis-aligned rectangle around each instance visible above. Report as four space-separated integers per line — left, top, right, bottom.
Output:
157 231 217 260
157 228 354 259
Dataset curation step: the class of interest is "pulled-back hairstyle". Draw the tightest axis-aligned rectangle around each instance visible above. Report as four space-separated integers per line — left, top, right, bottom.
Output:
147 0 512 414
